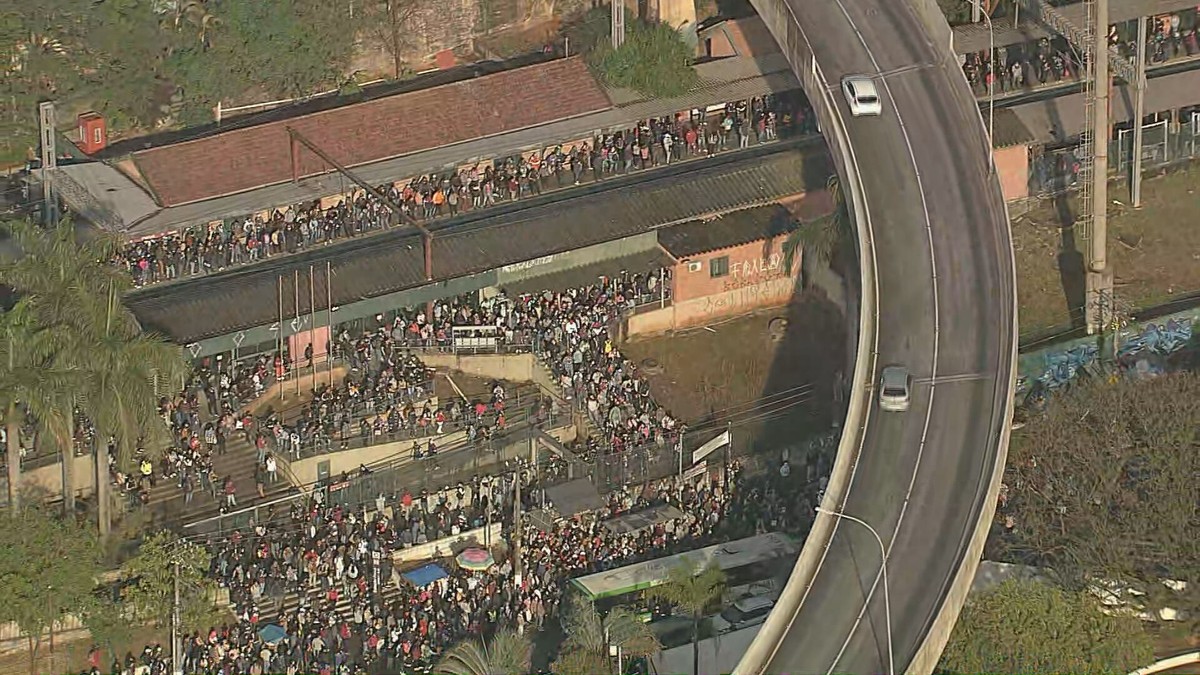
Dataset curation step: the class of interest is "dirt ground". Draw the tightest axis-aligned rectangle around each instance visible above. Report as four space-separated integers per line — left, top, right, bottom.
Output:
622 289 847 458
1012 162 1200 339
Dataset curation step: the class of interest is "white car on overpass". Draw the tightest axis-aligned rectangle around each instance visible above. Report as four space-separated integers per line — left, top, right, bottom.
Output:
842 75 883 116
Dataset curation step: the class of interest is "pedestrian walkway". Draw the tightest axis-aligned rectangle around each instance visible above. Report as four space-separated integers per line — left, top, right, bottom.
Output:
115 54 800 237
117 92 813 289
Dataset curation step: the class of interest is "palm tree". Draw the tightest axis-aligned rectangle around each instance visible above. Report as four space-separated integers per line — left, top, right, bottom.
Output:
0 301 74 510
76 300 185 536
561 597 660 659
783 174 852 273
0 218 186 533
552 649 611 675
646 562 726 675
59 267 185 537
0 218 124 517
0 219 130 334
437 628 532 675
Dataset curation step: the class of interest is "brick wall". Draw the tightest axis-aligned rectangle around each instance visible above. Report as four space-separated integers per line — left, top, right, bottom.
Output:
628 235 801 336
672 236 800 304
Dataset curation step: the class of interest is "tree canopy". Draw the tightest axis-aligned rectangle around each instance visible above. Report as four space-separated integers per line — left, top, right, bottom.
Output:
0 218 187 533
121 531 217 632
646 562 725 675
992 372 1200 626
169 0 360 123
553 596 659 675
436 628 532 675
0 504 103 669
1 0 363 159
941 578 1155 675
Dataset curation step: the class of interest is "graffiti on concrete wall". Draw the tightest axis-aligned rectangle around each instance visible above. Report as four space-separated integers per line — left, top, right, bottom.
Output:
1116 318 1193 360
730 253 784 280
721 253 792 292
1018 343 1100 394
1017 315 1196 395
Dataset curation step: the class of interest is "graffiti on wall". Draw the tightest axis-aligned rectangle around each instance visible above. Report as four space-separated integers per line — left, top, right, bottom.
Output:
1017 315 1196 395
722 253 790 292
1018 343 1100 394
1116 318 1193 360
701 278 790 317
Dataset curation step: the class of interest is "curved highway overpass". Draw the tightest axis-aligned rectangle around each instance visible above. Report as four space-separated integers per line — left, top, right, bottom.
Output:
737 0 1018 673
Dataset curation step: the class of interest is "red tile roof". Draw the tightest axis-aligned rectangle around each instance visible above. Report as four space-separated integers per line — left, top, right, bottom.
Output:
132 57 612 207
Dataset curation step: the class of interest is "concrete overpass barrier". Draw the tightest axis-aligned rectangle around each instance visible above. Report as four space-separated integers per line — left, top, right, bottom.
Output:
733 2 881 673
906 0 955 53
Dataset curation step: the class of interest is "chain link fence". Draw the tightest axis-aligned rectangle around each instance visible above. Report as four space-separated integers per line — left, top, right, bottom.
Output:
1028 113 1200 198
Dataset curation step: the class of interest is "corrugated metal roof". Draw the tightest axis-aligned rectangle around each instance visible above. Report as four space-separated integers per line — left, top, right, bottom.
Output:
131 58 611 207
658 204 796 258
500 249 674 297
127 143 828 344
991 108 1036 148
1011 67 1200 141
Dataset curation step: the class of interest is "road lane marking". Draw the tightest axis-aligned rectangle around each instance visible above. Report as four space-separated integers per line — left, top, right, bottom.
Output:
822 1 942 673
915 372 994 385
751 4 885 674
875 63 939 80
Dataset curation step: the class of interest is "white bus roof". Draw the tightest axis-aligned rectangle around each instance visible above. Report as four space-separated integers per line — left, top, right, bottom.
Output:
570 532 798 600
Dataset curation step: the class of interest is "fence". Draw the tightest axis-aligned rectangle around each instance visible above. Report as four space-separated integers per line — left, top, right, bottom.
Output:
1028 113 1200 197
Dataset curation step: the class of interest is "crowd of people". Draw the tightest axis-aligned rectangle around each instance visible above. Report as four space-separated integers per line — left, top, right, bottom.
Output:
960 12 1200 98
343 269 681 467
113 92 814 288
89 458 792 675
278 350 516 460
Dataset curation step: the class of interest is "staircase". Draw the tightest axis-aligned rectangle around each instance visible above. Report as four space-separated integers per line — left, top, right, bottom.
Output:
259 560 406 627
140 430 296 531
532 360 599 443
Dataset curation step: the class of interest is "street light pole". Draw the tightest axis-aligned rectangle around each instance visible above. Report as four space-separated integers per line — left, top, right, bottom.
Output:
172 560 182 675
815 507 893 675
976 0 996 171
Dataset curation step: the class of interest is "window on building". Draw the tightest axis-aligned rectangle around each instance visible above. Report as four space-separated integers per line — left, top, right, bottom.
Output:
710 256 730 278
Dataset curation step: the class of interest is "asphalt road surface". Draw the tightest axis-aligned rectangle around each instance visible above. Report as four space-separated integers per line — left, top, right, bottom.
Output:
759 0 1015 673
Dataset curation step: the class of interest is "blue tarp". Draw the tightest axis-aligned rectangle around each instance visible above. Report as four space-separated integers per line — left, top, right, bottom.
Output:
257 624 287 644
402 563 449 588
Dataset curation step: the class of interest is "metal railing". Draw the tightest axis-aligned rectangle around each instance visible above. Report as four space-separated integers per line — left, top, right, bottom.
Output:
1028 116 1200 198
276 381 543 461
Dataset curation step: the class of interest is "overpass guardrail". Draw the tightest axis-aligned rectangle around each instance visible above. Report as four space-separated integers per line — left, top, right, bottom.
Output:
731 3 881 672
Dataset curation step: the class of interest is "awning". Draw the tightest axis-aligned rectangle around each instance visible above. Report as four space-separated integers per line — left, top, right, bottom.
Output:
543 478 605 517
603 504 686 535
401 563 449 588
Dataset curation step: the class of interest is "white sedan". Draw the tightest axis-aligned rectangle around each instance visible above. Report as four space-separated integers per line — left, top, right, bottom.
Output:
842 75 882 117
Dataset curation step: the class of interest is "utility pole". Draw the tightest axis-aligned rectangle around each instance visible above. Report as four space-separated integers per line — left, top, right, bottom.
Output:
512 462 523 588
37 102 58 225
1131 14 1148 207
1086 0 1114 335
172 560 182 675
